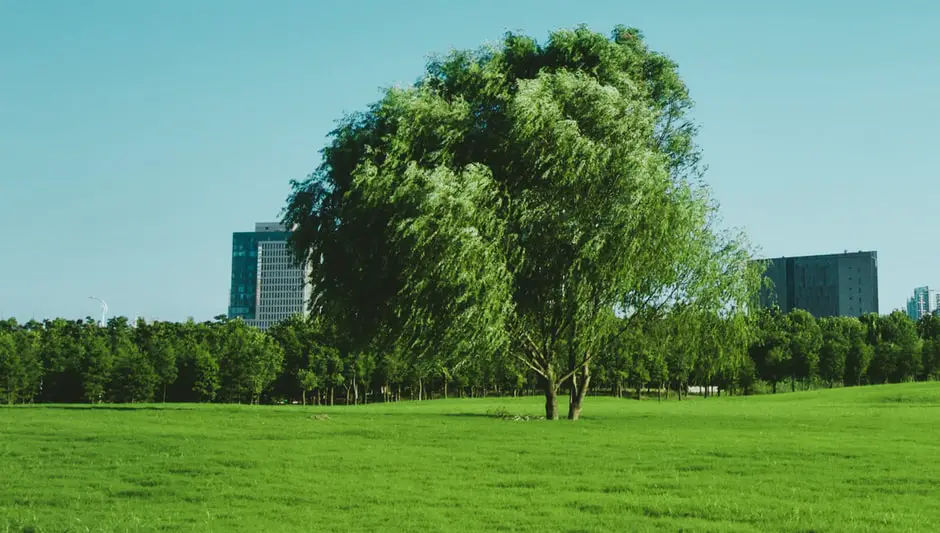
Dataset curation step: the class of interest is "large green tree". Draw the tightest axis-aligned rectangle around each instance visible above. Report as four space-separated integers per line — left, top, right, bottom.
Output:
283 25 756 419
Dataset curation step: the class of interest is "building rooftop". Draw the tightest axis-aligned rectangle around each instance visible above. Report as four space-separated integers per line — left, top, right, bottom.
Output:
754 250 877 262
254 222 286 233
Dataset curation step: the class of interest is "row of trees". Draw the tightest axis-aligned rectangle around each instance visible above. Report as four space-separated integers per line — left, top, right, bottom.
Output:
3 309 938 406
750 309 940 392
9 26 929 418
0 317 281 405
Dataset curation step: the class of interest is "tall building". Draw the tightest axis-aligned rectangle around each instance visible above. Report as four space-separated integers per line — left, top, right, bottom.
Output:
753 250 879 318
228 222 310 330
906 286 934 321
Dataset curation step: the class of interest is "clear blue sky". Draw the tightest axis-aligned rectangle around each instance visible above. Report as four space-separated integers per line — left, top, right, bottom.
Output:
1 0 937 322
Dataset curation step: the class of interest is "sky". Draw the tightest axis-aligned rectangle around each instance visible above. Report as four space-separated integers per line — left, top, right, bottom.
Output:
1 0 938 322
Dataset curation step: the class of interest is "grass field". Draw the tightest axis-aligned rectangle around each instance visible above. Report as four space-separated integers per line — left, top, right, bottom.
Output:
2 384 940 533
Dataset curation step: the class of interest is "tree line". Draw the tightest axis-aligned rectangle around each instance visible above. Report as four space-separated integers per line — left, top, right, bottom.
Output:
7 25 928 417
2 309 938 406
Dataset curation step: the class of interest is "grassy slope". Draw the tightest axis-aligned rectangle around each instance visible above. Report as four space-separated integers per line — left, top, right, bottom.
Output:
2 384 940 533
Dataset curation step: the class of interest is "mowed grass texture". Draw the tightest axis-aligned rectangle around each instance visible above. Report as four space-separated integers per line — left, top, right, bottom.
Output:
2 385 940 533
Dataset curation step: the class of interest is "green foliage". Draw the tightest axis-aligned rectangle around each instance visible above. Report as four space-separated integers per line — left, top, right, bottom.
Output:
109 347 157 403
818 318 850 387
80 324 113 404
138 321 177 402
192 342 220 402
282 24 758 419
749 308 791 393
868 311 922 384
0 332 24 404
787 309 822 389
217 321 284 404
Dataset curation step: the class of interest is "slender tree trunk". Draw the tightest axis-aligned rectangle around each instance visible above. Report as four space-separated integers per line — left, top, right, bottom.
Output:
330 387 334 406
302 389 307 406
772 381 777 394
567 364 590 420
677 381 682 401
418 378 423 401
163 384 167 403
443 376 448 399
658 383 662 402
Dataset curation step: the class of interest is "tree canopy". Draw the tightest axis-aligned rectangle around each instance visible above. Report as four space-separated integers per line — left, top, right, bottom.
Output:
282 25 759 419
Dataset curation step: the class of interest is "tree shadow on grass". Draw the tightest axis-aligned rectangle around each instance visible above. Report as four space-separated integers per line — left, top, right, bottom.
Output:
445 410 546 421
25 404 194 412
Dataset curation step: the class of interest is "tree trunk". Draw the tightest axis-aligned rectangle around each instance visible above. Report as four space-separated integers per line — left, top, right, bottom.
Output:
163 384 167 403
567 364 590 420
353 380 359 405
302 389 307 406
443 376 448 399
542 378 559 420
418 378 423 401
658 383 662 402
330 387 334 406
677 381 682 401
772 381 777 394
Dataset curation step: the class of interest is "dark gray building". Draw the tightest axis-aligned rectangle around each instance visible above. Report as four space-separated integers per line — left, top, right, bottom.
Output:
753 251 879 318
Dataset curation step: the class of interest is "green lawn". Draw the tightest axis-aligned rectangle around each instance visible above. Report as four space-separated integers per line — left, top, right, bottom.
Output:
2 384 940 532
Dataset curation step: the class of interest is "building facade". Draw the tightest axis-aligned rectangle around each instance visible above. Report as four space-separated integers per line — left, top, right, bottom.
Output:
754 251 879 318
228 222 310 330
906 286 934 321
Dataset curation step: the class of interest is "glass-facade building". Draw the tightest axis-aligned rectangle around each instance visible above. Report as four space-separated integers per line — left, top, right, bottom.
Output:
228 222 309 329
753 251 879 318
906 286 934 321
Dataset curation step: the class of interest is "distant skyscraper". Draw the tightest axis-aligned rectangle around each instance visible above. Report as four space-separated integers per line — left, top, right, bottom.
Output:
753 251 879 318
228 222 310 330
906 286 934 321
